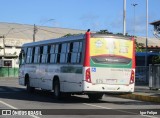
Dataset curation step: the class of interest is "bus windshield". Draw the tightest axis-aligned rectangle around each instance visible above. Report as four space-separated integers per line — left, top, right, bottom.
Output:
91 56 131 64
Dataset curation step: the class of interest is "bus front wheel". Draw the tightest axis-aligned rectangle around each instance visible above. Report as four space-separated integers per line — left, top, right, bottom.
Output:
26 78 35 93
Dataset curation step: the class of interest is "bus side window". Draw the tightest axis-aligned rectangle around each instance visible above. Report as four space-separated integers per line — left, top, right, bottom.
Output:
77 42 82 63
41 45 48 63
39 46 43 63
31 47 35 63
26 48 32 64
60 43 68 63
34 47 39 63
67 42 73 63
71 42 80 63
29 47 33 64
57 44 61 63
47 45 50 63
50 44 56 63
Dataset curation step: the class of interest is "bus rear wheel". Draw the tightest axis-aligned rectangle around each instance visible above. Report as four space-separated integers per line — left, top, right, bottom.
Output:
88 93 103 100
53 80 61 99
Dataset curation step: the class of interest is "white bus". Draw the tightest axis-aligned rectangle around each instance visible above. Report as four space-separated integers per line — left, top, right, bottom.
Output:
19 31 135 100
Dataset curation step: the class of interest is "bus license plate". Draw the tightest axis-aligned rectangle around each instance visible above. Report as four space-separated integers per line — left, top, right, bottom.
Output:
95 79 117 84
106 79 117 84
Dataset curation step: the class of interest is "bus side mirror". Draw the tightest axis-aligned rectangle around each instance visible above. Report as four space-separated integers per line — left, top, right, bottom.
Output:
19 51 25 66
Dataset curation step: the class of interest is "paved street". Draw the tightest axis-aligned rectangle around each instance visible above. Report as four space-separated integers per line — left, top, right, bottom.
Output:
0 78 160 118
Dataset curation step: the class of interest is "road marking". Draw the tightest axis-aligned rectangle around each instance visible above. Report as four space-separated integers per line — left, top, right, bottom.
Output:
83 103 158 118
141 115 159 118
83 103 111 109
0 100 17 109
0 100 40 118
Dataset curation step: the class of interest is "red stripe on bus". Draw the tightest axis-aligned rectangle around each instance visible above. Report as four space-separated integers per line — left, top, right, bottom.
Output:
83 31 90 66
132 37 136 68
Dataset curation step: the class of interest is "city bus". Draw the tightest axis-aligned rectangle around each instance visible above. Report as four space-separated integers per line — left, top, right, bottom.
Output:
19 31 135 100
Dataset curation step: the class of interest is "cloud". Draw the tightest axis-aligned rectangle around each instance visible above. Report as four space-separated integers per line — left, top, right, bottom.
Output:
80 14 99 21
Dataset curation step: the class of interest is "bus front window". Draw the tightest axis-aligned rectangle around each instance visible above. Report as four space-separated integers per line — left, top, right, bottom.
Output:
19 50 25 66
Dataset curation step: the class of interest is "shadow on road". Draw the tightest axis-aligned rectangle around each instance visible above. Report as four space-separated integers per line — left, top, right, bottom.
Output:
0 86 160 105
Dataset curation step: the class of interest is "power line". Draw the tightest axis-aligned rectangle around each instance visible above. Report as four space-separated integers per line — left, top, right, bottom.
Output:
8 28 33 35
37 27 66 34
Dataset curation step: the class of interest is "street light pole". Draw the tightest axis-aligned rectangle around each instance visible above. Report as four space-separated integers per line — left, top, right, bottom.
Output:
131 3 138 37
123 0 126 36
145 0 148 83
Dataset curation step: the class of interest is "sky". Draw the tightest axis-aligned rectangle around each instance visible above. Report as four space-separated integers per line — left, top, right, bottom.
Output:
0 0 160 37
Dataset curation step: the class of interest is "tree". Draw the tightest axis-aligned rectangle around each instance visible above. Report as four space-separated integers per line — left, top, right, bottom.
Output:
152 55 160 64
135 39 144 52
97 29 113 34
62 33 73 37
62 33 83 37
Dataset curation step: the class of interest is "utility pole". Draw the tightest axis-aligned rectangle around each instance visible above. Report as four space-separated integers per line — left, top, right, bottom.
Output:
33 24 38 42
123 0 126 36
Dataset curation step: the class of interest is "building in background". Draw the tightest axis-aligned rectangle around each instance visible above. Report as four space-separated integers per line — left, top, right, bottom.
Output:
0 22 86 77
150 20 160 39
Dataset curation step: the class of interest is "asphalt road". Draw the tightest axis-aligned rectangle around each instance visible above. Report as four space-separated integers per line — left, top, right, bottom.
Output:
0 78 160 118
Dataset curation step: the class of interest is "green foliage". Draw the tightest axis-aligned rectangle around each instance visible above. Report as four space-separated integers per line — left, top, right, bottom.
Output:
152 56 160 64
62 33 83 37
135 39 145 52
116 33 123 35
97 30 113 34
62 33 73 37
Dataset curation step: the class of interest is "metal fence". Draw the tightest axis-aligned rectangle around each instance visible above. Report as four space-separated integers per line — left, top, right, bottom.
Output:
149 64 160 89
135 66 149 85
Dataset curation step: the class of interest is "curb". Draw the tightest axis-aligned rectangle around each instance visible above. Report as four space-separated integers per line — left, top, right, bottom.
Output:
115 93 160 103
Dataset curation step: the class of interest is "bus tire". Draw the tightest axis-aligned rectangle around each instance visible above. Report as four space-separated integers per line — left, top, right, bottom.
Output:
26 77 35 93
88 93 103 100
53 79 61 99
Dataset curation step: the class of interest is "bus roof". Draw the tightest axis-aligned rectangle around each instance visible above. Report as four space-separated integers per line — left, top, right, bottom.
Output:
91 33 132 39
22 33 133 47
22 34 85 47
